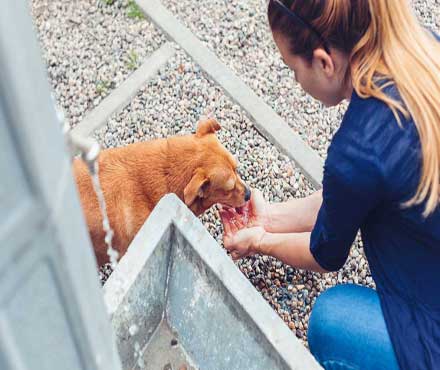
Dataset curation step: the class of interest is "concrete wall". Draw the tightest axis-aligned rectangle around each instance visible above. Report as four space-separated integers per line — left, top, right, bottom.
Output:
0 2 122 369
105 195 322 370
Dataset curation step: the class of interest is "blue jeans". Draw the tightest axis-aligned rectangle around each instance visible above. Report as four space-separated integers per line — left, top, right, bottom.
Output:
308 284 400 370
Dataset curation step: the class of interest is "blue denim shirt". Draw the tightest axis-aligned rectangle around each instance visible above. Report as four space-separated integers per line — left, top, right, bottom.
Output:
310 85 440 370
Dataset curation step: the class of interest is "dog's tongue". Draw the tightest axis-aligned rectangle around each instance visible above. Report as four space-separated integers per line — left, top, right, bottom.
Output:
235 206 245 214
239 203 251 224
220 201 251 225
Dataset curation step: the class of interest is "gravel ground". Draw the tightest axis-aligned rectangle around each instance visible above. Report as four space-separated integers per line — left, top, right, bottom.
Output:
94 50 374 344
161 0 345 158
31 0 166 128
412 0 440 31
161 0 440 158
31 0 437 345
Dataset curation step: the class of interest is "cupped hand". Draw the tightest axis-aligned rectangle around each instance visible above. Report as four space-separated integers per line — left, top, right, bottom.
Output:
219 189 269 260
223 225 266 260
220 189 268 228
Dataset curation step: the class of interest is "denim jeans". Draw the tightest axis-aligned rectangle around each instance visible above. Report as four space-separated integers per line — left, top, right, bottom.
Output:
308 284 400 370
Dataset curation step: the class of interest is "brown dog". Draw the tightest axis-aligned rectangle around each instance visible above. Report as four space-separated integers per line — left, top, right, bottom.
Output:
74 118 251 267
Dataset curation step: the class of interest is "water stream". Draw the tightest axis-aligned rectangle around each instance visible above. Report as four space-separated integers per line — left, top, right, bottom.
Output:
87 158 119 269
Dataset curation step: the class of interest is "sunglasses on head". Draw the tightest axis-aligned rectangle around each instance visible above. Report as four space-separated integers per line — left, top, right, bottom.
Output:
270 0 331 54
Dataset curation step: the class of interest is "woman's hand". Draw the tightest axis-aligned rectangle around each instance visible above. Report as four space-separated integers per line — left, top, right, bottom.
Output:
219 189 269 260
225 225 266 260
220 189 269 227
219 189 327 272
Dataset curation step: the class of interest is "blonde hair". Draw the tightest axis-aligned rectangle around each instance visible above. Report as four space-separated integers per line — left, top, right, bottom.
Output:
269 0 440 216
351 0 440 216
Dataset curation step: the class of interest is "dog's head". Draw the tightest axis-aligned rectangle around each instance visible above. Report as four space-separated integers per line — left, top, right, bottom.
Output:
184 118 251 214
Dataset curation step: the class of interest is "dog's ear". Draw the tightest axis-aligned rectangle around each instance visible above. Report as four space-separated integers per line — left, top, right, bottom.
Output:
196 118 221 137
184 170 209 207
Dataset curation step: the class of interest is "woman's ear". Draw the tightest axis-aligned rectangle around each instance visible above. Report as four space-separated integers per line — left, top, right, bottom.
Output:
313 48 335 78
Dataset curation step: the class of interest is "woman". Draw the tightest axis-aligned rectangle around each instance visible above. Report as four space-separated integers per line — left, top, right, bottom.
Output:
220 1 440 369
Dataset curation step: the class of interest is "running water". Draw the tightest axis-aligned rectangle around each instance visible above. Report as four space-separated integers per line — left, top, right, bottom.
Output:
62 112 119 268
87 156 119 269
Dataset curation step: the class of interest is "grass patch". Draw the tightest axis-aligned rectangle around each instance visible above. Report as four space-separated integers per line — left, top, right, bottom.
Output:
125 50 139 71
126 0 145 19
95 80 112 96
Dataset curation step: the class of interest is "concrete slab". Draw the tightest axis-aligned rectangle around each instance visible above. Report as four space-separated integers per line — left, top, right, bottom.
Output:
135 0 323 188
104 195 322 370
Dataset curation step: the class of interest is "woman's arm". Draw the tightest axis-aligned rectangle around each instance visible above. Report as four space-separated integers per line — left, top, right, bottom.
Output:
222 115 386 273
222 154 383 272
258 231 328 273
265 190 322 233
223 226 328 273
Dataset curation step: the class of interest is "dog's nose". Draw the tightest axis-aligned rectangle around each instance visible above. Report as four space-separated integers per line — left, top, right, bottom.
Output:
244 186 251 202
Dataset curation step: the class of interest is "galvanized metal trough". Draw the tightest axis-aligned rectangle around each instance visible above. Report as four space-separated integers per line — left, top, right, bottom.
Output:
103 194 321 370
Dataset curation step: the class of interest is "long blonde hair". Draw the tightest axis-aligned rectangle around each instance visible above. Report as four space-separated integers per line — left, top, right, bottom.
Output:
269 0 440 216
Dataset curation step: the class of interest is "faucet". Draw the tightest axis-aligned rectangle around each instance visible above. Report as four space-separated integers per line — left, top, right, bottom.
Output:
65 126 101 174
